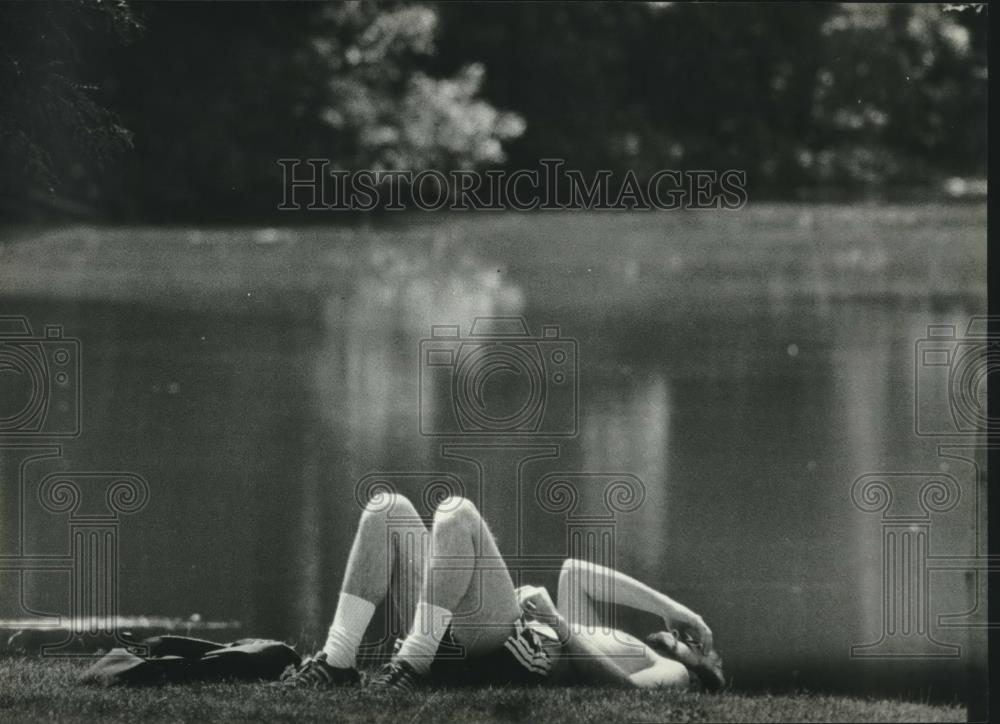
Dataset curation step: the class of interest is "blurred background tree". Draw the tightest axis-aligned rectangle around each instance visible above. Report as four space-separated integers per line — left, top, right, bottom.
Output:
432 1 986 199
0 1 987 220
0 0 139 217
102 1 523 220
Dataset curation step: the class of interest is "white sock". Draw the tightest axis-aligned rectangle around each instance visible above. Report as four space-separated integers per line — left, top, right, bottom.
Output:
322 592 376 668
395 602 453 675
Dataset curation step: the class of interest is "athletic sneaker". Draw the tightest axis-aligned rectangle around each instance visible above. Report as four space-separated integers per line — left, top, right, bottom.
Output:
366 659 422 692
277 652 360 689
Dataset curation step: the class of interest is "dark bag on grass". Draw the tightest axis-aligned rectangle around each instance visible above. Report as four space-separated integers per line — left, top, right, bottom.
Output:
79 635 300 686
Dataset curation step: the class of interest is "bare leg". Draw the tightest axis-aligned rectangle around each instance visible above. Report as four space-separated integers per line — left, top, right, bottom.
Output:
284 493 429 685
418 496 521 656
341 493 427 631
317 493 426 669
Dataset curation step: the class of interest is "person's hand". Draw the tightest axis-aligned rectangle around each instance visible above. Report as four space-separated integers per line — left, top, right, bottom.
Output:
519 586 561 627
665 614 713 655
675 615 713 655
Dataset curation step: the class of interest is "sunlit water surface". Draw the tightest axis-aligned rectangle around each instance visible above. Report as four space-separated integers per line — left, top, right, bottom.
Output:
0 205 986 697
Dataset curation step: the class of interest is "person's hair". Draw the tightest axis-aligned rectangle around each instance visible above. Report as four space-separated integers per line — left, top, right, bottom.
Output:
646 630 726 692
644 630 679 659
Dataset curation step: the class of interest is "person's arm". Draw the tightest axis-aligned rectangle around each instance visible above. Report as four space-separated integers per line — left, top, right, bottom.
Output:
552 614 635 687
521 587 633 687
522 587 691 688
557 558 713 653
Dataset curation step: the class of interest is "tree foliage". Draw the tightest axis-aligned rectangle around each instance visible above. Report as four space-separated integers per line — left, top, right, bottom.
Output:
433 2 986 197
0 0 139 213
99 1 523 219
0 1 988 219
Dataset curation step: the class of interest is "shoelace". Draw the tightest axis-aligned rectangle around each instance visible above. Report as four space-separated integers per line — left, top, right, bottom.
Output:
284 657 333 687
369 661 417 691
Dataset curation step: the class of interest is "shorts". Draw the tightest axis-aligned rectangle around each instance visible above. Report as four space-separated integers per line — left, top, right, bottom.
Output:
392 614 552 687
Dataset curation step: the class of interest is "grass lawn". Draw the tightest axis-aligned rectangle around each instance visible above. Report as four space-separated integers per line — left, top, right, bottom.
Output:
0 657 964 723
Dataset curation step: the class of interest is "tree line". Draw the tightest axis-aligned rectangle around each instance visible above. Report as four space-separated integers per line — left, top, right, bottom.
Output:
0 2 987 220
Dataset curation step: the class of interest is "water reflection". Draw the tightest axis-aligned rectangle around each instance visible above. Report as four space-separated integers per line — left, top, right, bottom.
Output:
578 370 670 574
0 209 986 698
294 241 525 644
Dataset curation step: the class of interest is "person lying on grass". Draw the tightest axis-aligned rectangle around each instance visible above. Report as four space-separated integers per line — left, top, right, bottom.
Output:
279 493 724 692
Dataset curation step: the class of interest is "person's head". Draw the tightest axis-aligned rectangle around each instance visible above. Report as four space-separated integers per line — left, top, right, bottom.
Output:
644 630 680 659
646 629 726 692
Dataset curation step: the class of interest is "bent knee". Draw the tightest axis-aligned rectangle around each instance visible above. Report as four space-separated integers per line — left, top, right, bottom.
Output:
361 492 416 520
433 495 479 525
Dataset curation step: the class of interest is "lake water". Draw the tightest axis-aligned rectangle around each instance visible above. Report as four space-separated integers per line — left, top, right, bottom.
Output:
0 204 987 698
